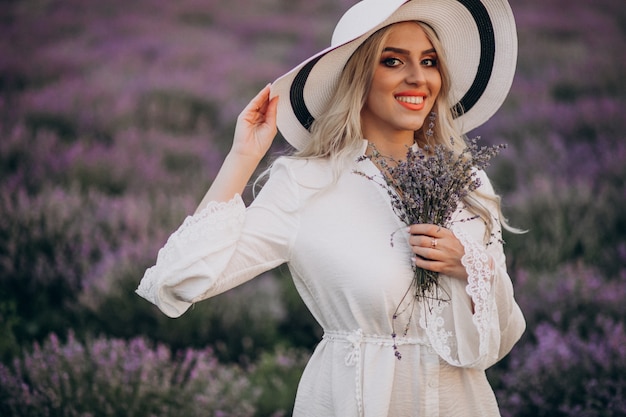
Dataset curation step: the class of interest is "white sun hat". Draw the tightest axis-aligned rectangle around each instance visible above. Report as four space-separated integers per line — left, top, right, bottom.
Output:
270 0 517 151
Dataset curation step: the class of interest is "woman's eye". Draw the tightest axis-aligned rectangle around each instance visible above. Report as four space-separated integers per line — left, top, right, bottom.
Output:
422 58 438 67
382 57 402 67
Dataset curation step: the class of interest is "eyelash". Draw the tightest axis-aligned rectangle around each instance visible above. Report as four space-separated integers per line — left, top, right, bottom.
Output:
381 57 438 67
382 57 402 67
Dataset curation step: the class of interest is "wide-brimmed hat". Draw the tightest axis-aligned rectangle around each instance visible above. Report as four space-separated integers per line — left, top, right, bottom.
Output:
270 0 517 151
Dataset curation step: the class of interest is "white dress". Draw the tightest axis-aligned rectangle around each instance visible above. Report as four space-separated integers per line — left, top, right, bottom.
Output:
136 141 526 417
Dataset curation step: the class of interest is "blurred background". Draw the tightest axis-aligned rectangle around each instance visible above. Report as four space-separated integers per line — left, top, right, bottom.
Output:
1 0 625 415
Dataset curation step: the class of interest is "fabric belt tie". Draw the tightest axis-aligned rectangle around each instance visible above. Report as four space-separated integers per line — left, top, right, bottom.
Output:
323 329 429 417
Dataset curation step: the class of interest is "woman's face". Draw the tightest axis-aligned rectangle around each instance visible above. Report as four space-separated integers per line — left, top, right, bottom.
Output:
361 22 442 142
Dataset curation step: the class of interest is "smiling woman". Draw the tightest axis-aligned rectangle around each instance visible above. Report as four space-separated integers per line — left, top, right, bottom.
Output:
136 0 525 415
360 22 442 159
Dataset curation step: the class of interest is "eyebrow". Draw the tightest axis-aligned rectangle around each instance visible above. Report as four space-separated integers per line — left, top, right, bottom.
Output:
383 47 437 55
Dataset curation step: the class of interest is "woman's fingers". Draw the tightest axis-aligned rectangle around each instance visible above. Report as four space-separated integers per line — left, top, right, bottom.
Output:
407 224 447 258
252 83 272 111
232 84 278 159
409 235 444 263
407 224 467 280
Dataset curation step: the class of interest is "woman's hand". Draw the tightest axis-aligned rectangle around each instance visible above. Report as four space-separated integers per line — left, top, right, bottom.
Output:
407 224 468 281
194 85 278 210
231 84 279 161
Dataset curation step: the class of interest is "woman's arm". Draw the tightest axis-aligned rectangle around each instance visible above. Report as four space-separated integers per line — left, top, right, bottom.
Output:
136 84 284 317
196 84 278 211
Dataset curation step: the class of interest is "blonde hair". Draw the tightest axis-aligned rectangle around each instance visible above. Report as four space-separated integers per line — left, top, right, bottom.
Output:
288 21 519 240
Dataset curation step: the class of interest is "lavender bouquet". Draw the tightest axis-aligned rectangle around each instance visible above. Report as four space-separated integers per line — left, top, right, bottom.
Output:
356 137 504 356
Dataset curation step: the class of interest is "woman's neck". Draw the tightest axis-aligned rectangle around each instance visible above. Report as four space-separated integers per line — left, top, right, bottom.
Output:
365 133 415 161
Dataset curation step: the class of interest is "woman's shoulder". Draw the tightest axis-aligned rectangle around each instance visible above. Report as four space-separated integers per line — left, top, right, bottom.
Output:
270 156 334 186
272 155 331 171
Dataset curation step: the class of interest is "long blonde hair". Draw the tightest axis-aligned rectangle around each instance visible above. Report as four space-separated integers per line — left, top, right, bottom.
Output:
289 22 518 239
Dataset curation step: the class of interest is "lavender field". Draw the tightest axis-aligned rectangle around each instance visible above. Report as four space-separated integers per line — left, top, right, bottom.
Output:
1 0 625 415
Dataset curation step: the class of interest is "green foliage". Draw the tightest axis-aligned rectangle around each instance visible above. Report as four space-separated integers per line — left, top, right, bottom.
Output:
24 111 79 141
0 297 20 363
136 89 220 134
83 265 290 362
247 348 310 417
504 182 626 274
0 184 187 353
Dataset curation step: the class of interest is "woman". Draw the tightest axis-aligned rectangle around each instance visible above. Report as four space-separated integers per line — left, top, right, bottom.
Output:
136 0 525 415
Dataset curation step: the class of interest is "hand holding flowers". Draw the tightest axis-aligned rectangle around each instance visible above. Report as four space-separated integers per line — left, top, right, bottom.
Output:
407 223 468 281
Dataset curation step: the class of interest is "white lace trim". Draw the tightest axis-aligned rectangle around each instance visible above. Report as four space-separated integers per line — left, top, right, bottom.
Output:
419 299 457 365
420 228 494 366
136 195 246 304
457 228 494 360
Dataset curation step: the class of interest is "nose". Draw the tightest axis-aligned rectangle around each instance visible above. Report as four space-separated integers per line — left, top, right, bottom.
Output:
405 64 426 85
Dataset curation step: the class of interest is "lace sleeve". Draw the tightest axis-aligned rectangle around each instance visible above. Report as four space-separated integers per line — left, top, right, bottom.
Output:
457 227 496 360
135 195 246 315
420 227 500 369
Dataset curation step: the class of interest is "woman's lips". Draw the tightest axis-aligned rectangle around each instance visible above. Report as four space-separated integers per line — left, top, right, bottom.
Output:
395 94 426 111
